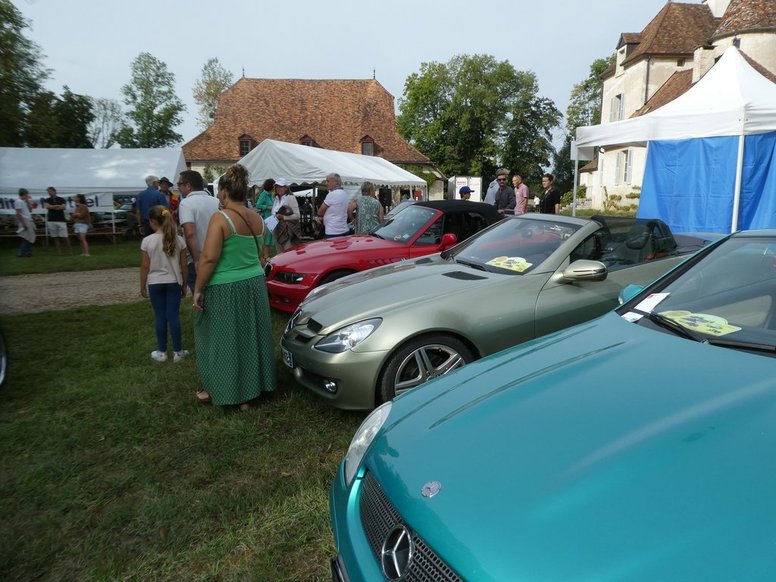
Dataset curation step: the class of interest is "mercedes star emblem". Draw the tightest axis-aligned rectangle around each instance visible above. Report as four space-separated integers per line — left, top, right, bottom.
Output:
421 481 442 498
380 524 414 580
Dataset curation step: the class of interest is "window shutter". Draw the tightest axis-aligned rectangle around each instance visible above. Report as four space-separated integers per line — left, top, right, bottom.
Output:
625 149 634 183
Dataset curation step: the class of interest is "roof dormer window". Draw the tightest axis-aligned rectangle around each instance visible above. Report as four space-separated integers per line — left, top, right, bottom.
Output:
238 134 256 157
360 135 375 156
300 134 319 147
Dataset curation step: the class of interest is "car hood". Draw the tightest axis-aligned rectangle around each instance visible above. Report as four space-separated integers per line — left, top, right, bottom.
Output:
270 235 405 270
366 313 776 580
298 257 528 330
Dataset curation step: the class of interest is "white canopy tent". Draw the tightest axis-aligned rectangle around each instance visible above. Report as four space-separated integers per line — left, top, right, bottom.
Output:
236 139 427 192
573 47 776 231
0 147 187 198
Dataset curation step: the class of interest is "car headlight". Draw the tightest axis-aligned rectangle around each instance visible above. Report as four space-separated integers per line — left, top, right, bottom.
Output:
314 318 381 353
274 271 307 284
344 401 392 486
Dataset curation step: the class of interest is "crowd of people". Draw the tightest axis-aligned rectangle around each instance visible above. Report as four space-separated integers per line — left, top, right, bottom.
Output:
466 168 561 215
12 164 557 411
132 167 274 410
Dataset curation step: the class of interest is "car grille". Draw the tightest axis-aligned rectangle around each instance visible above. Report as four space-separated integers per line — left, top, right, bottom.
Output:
360 471 462 582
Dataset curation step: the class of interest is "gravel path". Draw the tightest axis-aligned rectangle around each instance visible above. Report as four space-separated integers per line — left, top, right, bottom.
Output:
0 267 142 315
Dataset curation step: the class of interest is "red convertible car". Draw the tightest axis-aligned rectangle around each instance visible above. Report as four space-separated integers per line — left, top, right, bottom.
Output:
265 200 502 312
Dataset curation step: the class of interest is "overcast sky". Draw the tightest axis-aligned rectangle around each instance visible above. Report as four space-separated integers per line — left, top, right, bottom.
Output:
15 0 672 145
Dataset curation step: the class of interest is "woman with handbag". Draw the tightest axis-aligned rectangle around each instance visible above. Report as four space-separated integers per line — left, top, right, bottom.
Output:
193 164 276 410
271 178 302 253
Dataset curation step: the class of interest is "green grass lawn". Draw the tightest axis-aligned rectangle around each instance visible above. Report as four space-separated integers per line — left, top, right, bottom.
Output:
0 236 141 276
0 300 365 579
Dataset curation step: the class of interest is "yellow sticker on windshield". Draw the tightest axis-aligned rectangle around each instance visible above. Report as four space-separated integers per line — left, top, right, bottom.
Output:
486 256 533 272
660 311 741 337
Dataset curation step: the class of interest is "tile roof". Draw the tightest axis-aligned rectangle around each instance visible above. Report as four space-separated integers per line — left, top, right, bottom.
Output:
631 50 776 118
631 69 693 117
713 0 776 40
183 78 429 165
617 32 642 48
622 2 720 66
739 50 776 82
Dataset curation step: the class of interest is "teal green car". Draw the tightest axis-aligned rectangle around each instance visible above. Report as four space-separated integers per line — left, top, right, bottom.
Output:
330 230 776 581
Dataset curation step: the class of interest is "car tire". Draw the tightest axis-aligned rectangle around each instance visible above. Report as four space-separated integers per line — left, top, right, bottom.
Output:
319 270 355 285
377 334 474 404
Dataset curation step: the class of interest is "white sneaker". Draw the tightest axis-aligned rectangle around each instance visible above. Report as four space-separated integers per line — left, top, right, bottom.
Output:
151 350 168 362
173 350 189 363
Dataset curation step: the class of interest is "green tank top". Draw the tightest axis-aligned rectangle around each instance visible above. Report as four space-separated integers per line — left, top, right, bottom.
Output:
209 210 264 286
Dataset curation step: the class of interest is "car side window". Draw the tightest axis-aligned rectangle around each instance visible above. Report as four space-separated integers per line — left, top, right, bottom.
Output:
570 231 606 263
415 216 444 246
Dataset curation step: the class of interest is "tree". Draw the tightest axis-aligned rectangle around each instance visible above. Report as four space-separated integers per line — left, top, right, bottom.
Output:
89 98 123 148
565 54 615 134
25 86 94 148
502 82 563 186
551 135 575 195
24 91 60 147
56 87 94 147
115 52 185 147
397 54 561 183
553 54 615 195
0 0 48 146
193 58 233 129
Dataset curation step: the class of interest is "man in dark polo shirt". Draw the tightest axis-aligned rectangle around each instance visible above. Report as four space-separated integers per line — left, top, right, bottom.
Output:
134 175 167 236
44 186 71 254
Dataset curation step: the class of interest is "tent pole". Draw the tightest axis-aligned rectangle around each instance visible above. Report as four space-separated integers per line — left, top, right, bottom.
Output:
731 133 745 233
571 140 580 217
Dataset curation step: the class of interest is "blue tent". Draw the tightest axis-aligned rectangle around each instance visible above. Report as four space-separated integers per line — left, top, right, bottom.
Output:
576 48 776 233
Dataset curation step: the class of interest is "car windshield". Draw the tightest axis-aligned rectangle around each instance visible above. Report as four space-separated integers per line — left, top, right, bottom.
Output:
384 200 415 220
372 205 437 242
619 235 776 356
450 216 580 274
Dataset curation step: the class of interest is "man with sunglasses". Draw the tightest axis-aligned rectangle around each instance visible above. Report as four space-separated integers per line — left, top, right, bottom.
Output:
483 167 509 206
493 170 516 215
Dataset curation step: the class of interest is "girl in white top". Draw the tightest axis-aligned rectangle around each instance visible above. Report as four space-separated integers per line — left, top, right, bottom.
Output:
140 205 189 363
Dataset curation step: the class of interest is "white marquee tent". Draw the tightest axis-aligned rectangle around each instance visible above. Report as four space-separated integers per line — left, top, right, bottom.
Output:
236 139 427 191
0 147 187 198
574 47 776 232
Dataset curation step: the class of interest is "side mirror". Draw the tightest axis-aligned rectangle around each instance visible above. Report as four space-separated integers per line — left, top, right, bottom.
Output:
619 284 644 305
562 259 607 282
441 232 457 248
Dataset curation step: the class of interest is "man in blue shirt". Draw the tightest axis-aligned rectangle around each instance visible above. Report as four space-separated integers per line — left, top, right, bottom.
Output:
134 175 168 236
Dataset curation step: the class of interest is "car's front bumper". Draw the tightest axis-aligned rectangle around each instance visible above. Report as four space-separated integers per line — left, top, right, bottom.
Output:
280 334 387 409
266 279 312 313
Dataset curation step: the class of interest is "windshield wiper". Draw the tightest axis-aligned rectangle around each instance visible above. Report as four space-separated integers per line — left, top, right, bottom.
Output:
454 258 486 271
639 311 705 342
704 338 776 353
